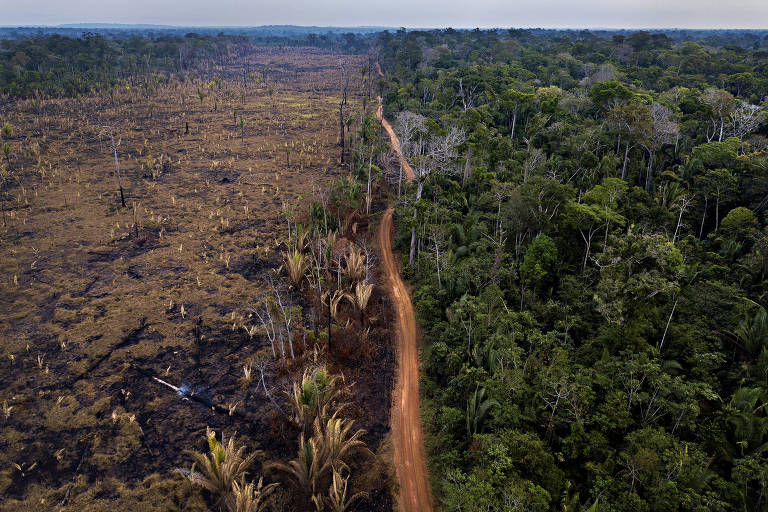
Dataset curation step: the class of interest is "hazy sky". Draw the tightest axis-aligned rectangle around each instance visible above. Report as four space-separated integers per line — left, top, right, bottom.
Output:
4 0 768 29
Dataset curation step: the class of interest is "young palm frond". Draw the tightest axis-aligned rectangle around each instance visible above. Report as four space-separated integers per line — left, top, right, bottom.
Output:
735 305 768 357
227 477 279 512
328 289 346 322
326 230 338 249
288 366 345 433
294 226 310 253
313 411 372 473
284 249 308 286
270 437 332 501
466 387 499 436
323 468 367 512
178 428 260 511
343 246 366 283
325 230 338 267
348 282 374 326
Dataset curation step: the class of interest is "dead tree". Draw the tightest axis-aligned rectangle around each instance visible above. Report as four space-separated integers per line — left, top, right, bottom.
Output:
395 112 465 265
338 59 350 164
252 299 279 359
672 194 694 242
269 277 296 360
98 125 126 207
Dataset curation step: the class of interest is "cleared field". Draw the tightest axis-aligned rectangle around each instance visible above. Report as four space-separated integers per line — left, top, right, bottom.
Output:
0 47 392 511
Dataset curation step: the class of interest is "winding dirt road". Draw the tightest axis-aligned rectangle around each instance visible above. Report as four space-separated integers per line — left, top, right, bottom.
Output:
375 71 431 512
377 100 414 180
376 62 415 181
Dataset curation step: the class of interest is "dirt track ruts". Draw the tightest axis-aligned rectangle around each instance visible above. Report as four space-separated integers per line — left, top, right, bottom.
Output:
375 72 431 512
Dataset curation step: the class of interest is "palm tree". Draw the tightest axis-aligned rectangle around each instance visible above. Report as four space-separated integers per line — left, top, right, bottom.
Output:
284 249 308 287
294 226 310 253
288 367 345 434
227 478 278 512
270 436 331 505
273 409 369 511
178 428 261 511
322 289 347 353
1 121 12 139
239 117 247 139
321 468 367 512
736 304 768 357
732 303 768 383
328 289 346 323
348 282 374 327
2 142 12 170
343 246 366 283
725 387 768 457
312 411 371 473
466 387 498 437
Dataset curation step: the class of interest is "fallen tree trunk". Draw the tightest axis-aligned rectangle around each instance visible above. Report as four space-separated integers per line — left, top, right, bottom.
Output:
132 365 253 421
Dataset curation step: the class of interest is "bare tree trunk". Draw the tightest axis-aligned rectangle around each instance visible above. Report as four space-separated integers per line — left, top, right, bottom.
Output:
366 144 374 214
272 285 295 360
645 150 654 193
409 180 423 266
463 148 472 185
621 142 630 180
338 60 349 164
673 196 692 242
658 297 678 352
699 195 708 239
102 126 126 207
715 193 721 231
580 228 594 272
719 117 724 142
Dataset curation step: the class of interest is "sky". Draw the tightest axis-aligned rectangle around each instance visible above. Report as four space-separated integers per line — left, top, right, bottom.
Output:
4 0 768 29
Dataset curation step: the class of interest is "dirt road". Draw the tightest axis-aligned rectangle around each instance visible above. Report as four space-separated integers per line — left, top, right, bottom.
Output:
377 208 432 512
377 97 415 180
375 78 431 512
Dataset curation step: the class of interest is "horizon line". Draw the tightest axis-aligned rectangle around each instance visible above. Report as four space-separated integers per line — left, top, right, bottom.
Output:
2 23 767 31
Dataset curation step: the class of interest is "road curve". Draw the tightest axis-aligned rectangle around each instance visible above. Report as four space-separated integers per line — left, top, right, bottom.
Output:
377 97 415 180
375 74 431 512
377 208 432 512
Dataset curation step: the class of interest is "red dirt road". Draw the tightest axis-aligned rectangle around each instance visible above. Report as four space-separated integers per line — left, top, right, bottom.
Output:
375 77 431 512
377 97 415 180
377 208 432 512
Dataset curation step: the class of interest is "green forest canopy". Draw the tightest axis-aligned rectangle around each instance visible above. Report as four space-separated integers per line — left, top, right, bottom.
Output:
376 28 768 511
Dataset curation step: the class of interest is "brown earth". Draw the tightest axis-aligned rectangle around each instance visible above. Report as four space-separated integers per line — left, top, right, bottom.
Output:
377 208 432 512
0 47 396 511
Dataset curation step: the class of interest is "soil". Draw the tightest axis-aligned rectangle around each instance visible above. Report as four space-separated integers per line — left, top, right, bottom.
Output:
0 47 393 511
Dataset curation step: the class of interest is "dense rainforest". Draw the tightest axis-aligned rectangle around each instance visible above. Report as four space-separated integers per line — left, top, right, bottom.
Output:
378 28 768 511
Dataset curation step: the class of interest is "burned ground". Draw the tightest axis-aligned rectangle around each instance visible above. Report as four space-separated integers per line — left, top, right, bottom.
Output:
0 47 392 511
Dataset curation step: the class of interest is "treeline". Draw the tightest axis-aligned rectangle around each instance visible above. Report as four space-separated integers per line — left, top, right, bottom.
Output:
0 31 370 98
0 32 250 97
5 26 768 101
378 29 768 510
377 28 768 105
